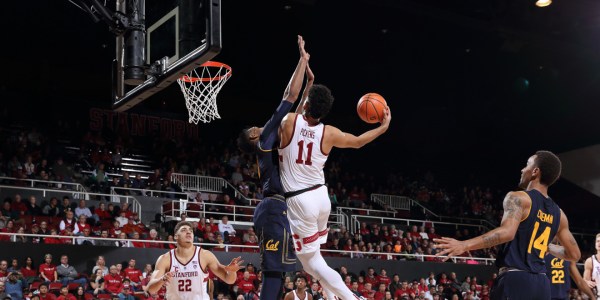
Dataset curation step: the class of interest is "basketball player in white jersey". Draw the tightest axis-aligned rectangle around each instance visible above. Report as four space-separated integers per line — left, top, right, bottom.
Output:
584 233 600 297
278 64 391 299
284 274 313 300
146 221 243 300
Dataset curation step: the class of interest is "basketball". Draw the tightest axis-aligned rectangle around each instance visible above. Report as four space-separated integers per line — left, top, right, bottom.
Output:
357 93 387 124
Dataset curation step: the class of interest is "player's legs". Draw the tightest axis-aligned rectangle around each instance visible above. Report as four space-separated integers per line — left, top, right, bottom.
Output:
490 271 550 300
288 187 357 300
254 197 297 300
261 271 285 300
297 251 358 300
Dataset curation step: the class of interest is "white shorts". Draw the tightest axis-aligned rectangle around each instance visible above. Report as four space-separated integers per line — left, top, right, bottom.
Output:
286 185 330 254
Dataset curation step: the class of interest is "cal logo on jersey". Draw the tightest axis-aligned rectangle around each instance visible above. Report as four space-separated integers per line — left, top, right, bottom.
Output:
266 240 280 251
550 258 564 269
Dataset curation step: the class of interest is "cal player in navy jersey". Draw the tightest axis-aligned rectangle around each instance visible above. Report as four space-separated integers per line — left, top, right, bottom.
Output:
545 245 596 300
435 150 581 300
237 35 310 300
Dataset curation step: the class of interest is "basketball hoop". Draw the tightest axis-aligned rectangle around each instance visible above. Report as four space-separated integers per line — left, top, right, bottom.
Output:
177 61 232 124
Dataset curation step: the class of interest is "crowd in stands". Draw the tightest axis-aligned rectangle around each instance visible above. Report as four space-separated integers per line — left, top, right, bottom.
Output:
0 251 503 300
0 121 597 264
2 252 594 300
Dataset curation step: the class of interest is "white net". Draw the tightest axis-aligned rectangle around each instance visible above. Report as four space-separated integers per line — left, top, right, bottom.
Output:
177 62 232 124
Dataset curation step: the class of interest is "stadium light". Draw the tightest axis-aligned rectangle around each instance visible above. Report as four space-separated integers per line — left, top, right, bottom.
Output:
535 0 552 7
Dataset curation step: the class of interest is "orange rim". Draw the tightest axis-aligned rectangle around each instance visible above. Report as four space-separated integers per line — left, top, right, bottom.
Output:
179 61 232 83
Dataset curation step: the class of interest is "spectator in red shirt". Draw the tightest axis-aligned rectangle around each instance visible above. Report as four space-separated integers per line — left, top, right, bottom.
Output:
103 265 123 295
236 264 257 283
361 282 375 299
122 216 144 235
11 194 28 216
44 229 62 244
0 220 15 242
373 283 387 300
73 215 91 235
364 267 379 287
408 225 421 240
94 202 112 221
427 227 440 240
242 234 259 253
196 217 207 234
116 264 126 279
123 259 143 290
438 273 449 286
393 281 414 300
165 234 176 249
38 283 57 300
415 278 428 295
59 227 75 245
130 232 146 248
208 217 219 233
343 275 352 289
57 285 76 300
118 202 133 219
39 254 58 283
237 271 255 294
20 256 38 284
145 229 162 248
109 220 122 238
376 269 391 288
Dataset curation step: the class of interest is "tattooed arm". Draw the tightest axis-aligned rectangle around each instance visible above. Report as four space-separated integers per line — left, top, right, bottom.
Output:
434 191 529 258
549 209 581 262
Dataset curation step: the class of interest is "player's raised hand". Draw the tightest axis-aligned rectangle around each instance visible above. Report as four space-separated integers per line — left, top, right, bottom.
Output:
224 256 244 273
298 35 310 61
433 237 468 261
306 63 314 84
380 106 391 129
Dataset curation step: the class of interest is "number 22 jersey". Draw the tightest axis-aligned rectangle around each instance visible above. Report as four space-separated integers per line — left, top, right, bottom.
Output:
166 246 209 300
496 189 561 274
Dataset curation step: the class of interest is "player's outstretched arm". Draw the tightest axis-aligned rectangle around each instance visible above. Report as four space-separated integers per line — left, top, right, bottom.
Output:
583 257 596 288
434 191 528 259
283 35 309 103
570 262 597 300
549 210 581 262
327 107 391 150
205 251 243 284
296 63 314 114
147 254 170 294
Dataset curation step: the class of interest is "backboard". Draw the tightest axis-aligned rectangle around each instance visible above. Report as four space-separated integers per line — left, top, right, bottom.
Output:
112 0 221 112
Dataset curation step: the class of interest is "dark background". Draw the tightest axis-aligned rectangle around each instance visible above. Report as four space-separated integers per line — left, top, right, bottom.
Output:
2 0 600 222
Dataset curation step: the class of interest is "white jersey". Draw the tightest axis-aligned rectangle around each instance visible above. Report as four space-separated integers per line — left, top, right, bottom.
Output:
279 114 328 192
292 290 308 300
593 255 600 296
166 246 209 300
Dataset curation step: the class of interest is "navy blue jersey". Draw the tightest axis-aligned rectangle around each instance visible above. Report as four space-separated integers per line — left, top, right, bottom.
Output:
257 100 293 196
545 253 571 299
496 189 561 273
491 271 550 300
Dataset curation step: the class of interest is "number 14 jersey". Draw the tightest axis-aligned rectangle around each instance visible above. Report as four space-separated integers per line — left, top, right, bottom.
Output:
279 114 328 192
166 246 209 300
496 189 561 274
